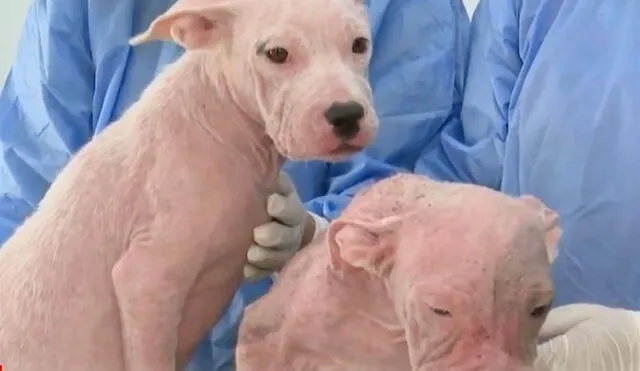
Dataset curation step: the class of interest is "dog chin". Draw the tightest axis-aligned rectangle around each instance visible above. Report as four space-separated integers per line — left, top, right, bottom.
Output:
318 143 364 162
282 143 363 162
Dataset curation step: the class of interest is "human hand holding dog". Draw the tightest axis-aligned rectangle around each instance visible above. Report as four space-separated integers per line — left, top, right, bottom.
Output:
244 171 328 281
536 303 640 370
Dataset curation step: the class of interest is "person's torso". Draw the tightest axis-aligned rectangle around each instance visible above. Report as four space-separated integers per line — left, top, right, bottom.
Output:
502 0 640 308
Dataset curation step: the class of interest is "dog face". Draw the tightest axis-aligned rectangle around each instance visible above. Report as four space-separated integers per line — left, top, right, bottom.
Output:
131 0 379 161
327 175 562 370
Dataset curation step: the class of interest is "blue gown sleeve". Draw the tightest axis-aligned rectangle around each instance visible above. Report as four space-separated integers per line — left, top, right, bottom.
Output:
305 0 471 220
424 0 521 188
0 0 94 243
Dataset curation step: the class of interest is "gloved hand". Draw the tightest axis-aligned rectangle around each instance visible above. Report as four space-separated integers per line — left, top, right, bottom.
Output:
535 303 640 370
243 171 328 281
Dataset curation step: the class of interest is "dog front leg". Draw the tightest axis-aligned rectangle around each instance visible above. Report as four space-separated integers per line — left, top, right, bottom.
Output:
112 234 202 371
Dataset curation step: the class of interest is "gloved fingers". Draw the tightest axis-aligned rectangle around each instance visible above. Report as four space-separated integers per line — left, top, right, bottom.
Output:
274 170 296 195
538 309 640 370
246 244 294 270
539 303 613 341
535 334 572 370
267 192 307 227
243 263 272 282
253 221 299 250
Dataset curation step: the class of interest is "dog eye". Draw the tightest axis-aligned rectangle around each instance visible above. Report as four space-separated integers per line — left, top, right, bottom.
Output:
430 307 452 317
530 303 551 318
265 47 289 64
352 37 369 54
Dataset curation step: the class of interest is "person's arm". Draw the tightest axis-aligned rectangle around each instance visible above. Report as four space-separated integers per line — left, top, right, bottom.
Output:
305 0 472 221
417 0 521 188
0 0 94 242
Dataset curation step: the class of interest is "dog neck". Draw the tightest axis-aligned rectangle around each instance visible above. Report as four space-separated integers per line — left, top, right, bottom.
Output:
137 50 284 185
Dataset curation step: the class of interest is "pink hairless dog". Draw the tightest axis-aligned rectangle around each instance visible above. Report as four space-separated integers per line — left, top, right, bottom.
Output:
237 173 562 371
0 0 377 370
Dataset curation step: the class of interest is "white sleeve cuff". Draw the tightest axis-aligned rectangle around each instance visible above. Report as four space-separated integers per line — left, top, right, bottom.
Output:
309 211 330 239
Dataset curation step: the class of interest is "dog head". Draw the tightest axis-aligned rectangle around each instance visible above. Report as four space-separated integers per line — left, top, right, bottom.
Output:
131 0 379 161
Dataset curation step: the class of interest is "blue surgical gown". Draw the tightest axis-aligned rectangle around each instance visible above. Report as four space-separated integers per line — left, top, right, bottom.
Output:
417 0 640 309
0 0 469 369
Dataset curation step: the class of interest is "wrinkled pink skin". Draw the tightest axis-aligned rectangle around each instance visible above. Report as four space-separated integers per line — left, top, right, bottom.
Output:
237 174 562 371
0 0 377 370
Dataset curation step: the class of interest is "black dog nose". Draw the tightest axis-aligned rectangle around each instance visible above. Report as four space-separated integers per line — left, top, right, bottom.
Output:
323 100 364 140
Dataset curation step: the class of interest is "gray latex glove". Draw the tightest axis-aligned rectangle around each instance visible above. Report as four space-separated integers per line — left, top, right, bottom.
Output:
535 303 640 371
243 171 328 281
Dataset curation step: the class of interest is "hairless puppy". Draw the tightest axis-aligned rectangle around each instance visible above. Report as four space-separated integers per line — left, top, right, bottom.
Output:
237 173 563 371
0 0 377 370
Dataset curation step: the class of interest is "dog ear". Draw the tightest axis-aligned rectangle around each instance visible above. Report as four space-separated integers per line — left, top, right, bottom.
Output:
326 216 400 276
130 0 245 49
518 195 563 263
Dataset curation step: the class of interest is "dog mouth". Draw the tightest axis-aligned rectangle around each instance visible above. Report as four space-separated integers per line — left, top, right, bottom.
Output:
329 143 364 155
